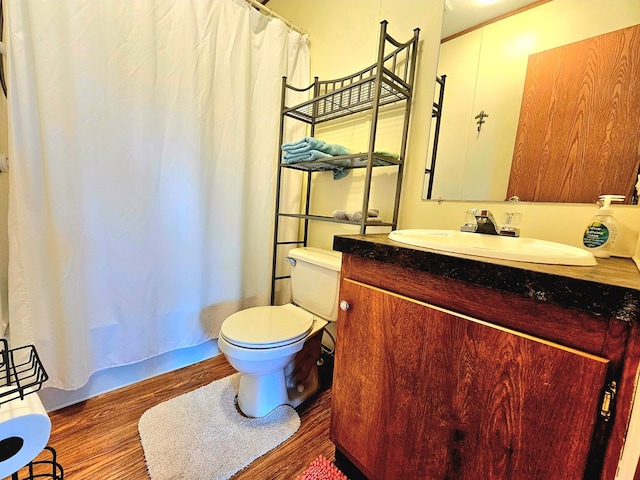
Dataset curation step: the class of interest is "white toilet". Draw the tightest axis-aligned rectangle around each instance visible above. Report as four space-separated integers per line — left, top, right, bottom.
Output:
218 247 342 417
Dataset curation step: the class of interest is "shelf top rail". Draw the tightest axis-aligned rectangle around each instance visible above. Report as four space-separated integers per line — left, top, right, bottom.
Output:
282 21 419 125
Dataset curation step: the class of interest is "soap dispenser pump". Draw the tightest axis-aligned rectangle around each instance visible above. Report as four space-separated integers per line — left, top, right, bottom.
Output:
582 194 625 258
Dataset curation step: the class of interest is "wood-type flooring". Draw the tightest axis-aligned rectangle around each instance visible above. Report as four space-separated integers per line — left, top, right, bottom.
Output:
28 354 335 480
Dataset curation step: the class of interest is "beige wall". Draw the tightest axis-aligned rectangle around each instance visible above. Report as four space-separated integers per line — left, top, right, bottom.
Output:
0 59 8 328
269 0 640 258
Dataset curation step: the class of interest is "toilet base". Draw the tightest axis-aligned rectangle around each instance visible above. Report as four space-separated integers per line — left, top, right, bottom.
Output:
237 370 290 418
235 330 325 417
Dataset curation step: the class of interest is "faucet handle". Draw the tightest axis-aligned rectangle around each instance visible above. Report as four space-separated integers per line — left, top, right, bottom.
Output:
460 209 478 233
499 212 523 237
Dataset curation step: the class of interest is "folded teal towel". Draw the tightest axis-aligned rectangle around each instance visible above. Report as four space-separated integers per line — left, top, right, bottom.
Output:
282 137 325 151
283 149 333 163
282 139 351 180
282 137 351 157
282 150 349 180
281 144 315 156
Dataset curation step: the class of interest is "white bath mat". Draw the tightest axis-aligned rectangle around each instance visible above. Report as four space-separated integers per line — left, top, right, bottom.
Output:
138 373 300 480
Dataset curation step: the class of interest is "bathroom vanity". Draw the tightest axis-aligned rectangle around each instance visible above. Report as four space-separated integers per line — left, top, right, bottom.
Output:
330 233 640 480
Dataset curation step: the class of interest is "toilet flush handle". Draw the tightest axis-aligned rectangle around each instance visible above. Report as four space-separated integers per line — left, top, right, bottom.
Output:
285 257 296 266
340 300 350 311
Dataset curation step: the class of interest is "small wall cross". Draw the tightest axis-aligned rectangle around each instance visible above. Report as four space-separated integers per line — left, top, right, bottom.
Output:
475 110 489 132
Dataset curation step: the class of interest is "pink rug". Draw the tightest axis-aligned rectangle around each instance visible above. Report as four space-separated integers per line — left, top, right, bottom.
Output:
296 456 348 480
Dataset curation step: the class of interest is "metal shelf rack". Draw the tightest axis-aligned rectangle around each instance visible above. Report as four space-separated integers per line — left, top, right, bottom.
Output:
271 21 420 303
8 447 63 480
0 339 64 479
424 74 446 200
0 339 48 404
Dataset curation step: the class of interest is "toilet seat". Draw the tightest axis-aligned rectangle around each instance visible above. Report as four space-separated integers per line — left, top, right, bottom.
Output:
220 304 314 349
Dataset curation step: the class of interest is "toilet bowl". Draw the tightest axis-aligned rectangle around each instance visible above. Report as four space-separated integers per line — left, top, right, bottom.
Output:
218 304 327 417
218 247 342 418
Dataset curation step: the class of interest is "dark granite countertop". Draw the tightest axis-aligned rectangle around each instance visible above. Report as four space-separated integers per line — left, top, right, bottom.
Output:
333 233 640 323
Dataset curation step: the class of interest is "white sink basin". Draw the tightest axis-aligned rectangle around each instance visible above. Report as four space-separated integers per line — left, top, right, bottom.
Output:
388 229 597 266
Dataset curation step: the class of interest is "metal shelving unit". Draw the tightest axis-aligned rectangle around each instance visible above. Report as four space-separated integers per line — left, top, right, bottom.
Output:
271 21 420 303
0 339 64 480
424 74 446 200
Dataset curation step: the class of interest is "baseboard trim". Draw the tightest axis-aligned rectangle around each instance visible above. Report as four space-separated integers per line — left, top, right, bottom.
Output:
39 340 220 412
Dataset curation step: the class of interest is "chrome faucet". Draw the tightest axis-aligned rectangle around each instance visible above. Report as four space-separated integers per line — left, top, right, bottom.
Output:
474 209 500 235
461 209 522 237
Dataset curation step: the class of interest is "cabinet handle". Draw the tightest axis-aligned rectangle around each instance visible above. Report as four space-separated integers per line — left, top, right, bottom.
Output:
340 300 350 311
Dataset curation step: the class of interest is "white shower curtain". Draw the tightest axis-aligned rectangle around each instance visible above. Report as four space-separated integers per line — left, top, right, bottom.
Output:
5 0 309 389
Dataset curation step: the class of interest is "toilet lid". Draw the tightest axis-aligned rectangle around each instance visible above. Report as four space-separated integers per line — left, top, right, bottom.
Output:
221 304 314 348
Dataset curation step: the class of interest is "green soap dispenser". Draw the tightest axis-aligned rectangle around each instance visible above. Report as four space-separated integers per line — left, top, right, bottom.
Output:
582 195 625 258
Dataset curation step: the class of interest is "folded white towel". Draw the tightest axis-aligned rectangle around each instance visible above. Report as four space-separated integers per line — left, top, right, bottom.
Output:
332 210 348 220
332 209 380 222
348 211 364 222
350 214 383 223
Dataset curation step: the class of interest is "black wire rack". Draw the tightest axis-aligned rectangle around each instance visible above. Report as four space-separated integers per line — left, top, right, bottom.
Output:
0 339 48 406
7 447 63 480
0 339 64 479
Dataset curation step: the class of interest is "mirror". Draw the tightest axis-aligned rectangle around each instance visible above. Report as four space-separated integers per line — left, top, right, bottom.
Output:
423 0 640 203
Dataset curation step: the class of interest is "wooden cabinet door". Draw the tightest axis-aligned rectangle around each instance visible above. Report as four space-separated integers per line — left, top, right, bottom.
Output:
330 279 611 480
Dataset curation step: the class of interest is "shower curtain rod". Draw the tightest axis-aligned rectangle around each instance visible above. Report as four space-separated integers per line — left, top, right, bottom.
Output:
0 4 305 54
245 0 306 35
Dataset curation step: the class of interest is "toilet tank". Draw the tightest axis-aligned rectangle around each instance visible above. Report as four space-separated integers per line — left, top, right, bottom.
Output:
287 247 342 322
